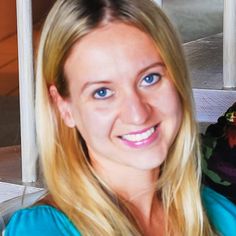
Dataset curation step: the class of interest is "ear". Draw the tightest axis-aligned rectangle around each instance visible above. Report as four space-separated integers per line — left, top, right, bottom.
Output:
49 85 76 128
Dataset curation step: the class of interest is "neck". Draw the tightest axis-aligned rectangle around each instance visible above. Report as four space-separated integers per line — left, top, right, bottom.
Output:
92 157 161 225
119 169 159 223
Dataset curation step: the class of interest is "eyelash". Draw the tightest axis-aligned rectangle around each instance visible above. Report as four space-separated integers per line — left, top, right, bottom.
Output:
92 73 162 100
140 73 161 87
93 87 114 100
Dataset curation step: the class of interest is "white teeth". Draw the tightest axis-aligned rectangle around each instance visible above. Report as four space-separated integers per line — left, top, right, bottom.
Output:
122 127 155 142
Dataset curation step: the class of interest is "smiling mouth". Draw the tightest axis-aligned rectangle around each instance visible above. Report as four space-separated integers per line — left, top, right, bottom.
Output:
120 125 158 142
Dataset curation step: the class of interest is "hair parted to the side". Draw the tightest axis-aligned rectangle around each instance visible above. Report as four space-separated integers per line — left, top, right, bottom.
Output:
35 0 214 235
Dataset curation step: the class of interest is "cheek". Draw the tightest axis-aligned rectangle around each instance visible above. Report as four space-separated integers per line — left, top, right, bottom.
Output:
166 90 183 127
161 81 182 116
170 92 182 117
167 92 183 142
76 107 118 140
154 83 183 137
151 84 182 118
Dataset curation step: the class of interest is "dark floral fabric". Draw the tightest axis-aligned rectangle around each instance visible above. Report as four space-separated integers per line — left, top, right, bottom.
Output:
201 102 236 205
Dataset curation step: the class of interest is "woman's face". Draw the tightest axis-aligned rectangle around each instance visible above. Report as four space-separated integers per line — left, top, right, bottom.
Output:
54 22 183 172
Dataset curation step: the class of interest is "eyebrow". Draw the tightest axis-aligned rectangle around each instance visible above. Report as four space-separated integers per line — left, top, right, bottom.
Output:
81 80 112 93
81 61 165 92
137 61 165 76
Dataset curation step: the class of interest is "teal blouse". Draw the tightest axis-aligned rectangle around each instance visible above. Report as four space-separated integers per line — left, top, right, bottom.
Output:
5 187 236 236
4 205 81 236
201 187 236 236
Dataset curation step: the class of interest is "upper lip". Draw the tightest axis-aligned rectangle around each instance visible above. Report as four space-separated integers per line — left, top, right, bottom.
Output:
118 124 158 137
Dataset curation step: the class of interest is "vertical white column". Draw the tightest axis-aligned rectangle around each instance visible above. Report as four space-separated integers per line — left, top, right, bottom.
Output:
223 0 236 88
16 0 37 182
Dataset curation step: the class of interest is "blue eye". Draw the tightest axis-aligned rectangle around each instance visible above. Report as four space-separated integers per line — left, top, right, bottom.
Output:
93 87 113 99
140 73 161 87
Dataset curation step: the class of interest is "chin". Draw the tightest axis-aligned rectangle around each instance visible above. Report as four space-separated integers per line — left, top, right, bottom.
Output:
129 153 166 171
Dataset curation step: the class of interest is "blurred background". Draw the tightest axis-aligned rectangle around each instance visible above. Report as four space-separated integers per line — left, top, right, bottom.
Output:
163 0 223 42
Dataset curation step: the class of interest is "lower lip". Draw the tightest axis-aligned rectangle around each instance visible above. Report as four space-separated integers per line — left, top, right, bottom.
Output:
120 126 159 148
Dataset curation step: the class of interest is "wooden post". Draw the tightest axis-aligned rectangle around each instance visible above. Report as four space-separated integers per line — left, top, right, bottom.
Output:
16 0 37 182
223 0 236 88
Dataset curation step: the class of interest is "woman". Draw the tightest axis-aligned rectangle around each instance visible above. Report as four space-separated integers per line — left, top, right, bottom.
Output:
5 0 214 235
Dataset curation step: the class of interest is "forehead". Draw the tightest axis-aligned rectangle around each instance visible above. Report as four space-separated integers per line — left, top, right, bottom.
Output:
64 22 164 83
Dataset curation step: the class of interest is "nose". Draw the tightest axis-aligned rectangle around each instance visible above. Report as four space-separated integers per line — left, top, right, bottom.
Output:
120 91 151 125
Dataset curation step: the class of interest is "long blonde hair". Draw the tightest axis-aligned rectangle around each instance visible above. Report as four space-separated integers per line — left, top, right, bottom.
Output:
36 0 214 235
